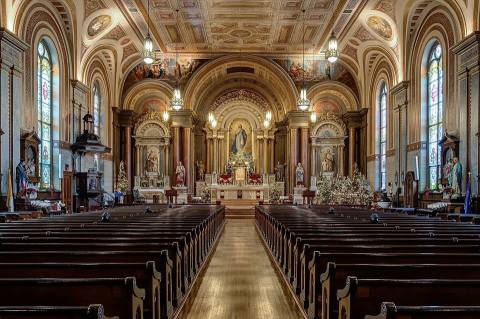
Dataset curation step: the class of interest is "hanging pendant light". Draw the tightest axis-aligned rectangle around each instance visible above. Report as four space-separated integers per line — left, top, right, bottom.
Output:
297 9 311 111
143 0 154 64
170 8 184 111
310 111 317 123
162 110 169 122
326 32 338 63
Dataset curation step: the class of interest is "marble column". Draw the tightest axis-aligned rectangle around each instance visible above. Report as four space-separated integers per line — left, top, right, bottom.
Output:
349 127 356 176
183 127 191 191
391 82 409 193
124 126 132 189
288 128 298 193
301 128 309 187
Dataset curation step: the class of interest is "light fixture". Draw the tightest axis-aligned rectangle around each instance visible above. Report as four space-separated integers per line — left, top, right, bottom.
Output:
263 119 270 129
266 111 272 122
208 112 214 124
143 0 154 64
211 118 217 129
310 111 317 123
170 87 184 111
170 8 184 111
162 110 169 122
326 32 338 63
297 9 311 112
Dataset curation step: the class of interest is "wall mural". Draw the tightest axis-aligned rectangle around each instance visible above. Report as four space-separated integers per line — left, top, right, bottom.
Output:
273 58 359 97
123 58 208 95
313 99 342 114
138 98 168 115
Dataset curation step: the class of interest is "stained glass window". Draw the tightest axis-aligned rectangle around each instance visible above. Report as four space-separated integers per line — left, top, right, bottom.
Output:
378 82 387 191
427 42 443 189
93 82 101 136
37 40 53 189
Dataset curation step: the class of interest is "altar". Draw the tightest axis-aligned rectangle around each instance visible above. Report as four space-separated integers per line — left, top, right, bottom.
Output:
210 184 271 201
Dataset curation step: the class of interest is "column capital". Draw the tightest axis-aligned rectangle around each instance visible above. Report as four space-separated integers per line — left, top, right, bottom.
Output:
342 108 368 129
452 32 480 70
171 109 194 128
391 81 409 111
0 28 28 70
286 110 310 128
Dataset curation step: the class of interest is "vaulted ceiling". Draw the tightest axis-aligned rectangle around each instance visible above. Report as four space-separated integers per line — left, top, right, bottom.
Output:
118 0 367 55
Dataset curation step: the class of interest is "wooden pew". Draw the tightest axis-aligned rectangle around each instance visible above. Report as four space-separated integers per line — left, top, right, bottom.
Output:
314 263 480 319
365 302 480 319
337 277 480 319
0 277 144 319
0 262 166 319
0 304 117 319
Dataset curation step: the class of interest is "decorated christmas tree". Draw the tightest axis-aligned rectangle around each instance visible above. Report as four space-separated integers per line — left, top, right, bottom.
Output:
117 161 128 193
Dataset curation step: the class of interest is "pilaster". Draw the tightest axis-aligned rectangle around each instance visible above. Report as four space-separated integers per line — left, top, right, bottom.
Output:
391 81 409 193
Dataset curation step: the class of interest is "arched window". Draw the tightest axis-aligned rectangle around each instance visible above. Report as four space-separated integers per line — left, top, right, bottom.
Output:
93 82 101 136
427 43 443 189
378 82 387 190
37 40 53 189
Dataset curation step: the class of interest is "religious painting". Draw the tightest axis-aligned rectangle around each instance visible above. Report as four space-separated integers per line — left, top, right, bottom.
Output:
145 146 160 173
229 119 252 156
87 15 112 37
138 98 167 114
366 16 393 41
313 99 341 114
320 147 336 173
122 58 208 95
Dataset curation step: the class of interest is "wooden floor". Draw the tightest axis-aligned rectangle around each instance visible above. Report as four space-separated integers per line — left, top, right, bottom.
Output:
183 219 303 319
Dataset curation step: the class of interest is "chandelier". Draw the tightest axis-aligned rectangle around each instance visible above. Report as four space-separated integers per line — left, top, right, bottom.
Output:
170 8 184 111
326 32 338 63
297 9 311 112
143 0 154 64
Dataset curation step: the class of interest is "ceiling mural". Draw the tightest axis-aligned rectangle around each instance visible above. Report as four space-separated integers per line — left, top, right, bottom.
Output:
87 15 112 37
137 98 168 115
366 16 393 41
123 58 208 95
313 99 342 114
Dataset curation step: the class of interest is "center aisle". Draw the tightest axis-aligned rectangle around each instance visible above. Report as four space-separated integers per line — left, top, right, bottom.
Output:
183 219 303 319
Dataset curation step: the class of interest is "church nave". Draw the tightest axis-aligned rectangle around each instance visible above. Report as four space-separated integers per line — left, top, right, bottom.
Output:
183 219 303 319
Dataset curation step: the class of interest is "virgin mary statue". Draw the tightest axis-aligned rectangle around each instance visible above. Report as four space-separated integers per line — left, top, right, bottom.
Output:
231 124 247 154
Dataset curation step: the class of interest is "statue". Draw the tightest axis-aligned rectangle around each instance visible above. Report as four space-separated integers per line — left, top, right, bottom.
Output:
15 160 29 197
295 163 305 186
275 161 285 181
145 149 159 173
231 124 247 154
175 161 186 187
443 158 454 187
196 161 205 181
322 149 335 172
450 157 462 194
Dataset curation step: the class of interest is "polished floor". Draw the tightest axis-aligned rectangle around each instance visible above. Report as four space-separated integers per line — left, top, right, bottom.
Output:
184 219 303 319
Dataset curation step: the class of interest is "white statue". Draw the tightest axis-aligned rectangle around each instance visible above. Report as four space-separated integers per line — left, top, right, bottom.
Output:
450 157 462 194
231 124 247 154
322 149 335 172
175 161 186 187
146 149 159 173
295 163 305 186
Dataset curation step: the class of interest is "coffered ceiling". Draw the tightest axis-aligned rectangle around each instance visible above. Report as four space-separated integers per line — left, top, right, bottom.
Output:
119 0 365 55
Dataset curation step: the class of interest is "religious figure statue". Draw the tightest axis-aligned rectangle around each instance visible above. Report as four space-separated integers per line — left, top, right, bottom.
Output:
275 161 286 181
15 160 29 197
176 161 186 187
295 163 305 186
196 161 205 181
450 157 462 194
145 150 159 173
322 149 335 172
231 124 247 154
443 158 453 187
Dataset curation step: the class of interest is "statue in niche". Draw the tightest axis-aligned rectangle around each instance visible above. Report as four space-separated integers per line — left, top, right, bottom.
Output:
231 124 247 154
450 157 462 194
443 158 453 187
296 163 305 186
196 161 205 181
145 149 159 173
322 149 335 172
176 161 186 187
275 161 286 182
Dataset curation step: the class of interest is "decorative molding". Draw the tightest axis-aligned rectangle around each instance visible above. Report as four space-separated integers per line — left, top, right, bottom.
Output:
407 141 427 152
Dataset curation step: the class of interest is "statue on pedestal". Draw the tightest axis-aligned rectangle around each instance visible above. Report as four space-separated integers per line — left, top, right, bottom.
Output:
295 163 305 186
176 161 186 187
275 161 285 181
450 157 462 194
196 161 205 181
15 160 29 197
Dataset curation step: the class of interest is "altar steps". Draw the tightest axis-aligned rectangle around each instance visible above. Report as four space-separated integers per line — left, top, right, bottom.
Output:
223 200 257 219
